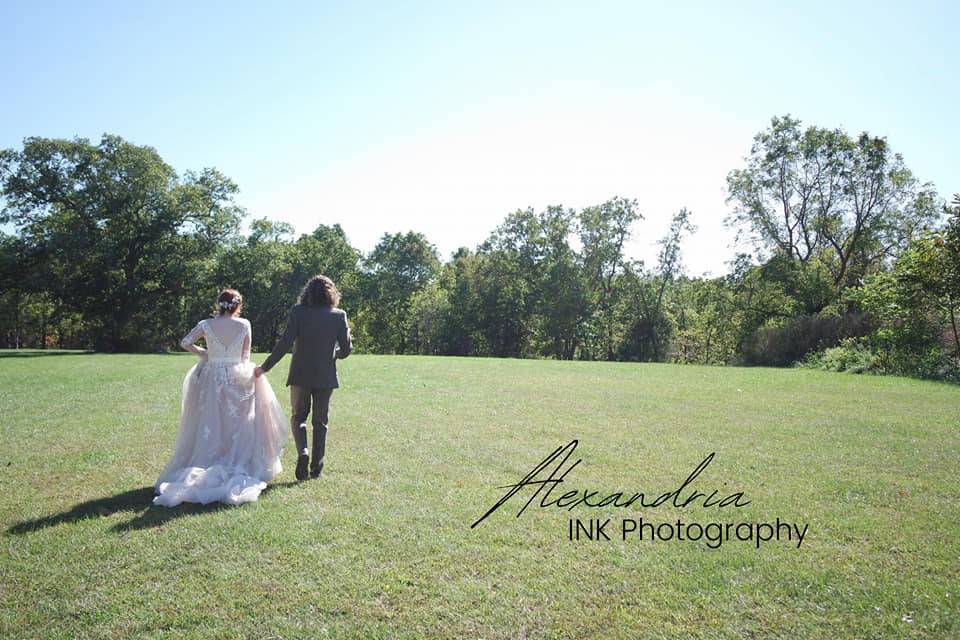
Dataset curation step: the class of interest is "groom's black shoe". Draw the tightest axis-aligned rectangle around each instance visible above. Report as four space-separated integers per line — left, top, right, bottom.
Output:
310 463 323 479
295 454 309 482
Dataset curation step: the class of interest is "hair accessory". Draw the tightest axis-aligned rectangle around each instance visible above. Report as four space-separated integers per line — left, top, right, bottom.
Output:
218 295 241 309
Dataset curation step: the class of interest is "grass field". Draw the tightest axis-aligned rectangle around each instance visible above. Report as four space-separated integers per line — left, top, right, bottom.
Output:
1 351 958 639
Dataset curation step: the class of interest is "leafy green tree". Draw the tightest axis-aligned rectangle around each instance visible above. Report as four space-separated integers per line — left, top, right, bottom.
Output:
470 251 529 357
537 206 587 359
619 208 694 361
579 196 642 360
891 194 960 359
726 116 938 295
434 247 483 355
469 206 585 358
210 218 294 350
669 276 739 365
363 231 440 353
406 279 453 354
0 233 34 348
0 135 243 350
472 209 543 357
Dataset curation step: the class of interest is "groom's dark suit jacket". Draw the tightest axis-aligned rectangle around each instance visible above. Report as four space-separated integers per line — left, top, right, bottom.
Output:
260 304 352 388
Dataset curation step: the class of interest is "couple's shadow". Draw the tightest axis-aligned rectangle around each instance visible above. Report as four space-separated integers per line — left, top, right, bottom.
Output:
6 481 299 534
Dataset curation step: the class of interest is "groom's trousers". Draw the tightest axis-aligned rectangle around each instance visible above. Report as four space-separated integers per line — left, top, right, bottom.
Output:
290 386 333 472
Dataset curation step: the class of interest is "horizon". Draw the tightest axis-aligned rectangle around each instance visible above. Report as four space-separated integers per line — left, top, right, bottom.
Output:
2 1 957 275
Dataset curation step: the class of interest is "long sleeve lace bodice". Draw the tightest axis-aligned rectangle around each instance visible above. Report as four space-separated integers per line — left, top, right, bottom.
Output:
181 317 252 363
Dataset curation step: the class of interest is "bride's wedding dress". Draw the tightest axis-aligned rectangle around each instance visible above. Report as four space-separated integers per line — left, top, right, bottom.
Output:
154 316 288 507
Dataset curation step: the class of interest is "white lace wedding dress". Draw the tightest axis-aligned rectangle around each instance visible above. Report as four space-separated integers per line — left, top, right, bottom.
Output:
153 316 288 507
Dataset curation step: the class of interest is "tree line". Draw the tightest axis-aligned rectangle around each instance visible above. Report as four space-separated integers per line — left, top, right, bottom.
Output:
2 117 958 380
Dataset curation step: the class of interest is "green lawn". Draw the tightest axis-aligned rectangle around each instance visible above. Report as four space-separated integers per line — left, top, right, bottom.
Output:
1 351 958 639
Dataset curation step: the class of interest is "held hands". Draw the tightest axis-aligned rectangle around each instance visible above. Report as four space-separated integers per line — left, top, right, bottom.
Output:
254 366 264 378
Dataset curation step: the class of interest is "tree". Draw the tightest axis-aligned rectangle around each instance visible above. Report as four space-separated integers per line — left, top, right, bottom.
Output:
468 206 586 358
406 279 452 355
726 116 938 295
619 208 694 361
669 275 739 365
579 196 642 359
473 209 543 357
0 233 38 348
363 232 440 353
537 206 587 359
211 218 295 350
0 135 243 350
893 194 960 359
434 247 482 356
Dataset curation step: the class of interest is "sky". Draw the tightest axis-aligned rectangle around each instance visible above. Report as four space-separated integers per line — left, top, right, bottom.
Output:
1 1 957 276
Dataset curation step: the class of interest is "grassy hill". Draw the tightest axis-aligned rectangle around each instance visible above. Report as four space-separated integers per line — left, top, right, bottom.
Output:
1 352 957 638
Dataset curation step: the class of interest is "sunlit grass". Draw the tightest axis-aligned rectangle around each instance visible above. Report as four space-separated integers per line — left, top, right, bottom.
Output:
1 351 957 638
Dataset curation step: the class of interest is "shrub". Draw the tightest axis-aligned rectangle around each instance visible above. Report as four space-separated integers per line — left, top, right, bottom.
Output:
740 312 872 366
801 338 881 374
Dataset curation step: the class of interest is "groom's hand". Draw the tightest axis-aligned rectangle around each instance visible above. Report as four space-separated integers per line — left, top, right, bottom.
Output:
254 366 264 378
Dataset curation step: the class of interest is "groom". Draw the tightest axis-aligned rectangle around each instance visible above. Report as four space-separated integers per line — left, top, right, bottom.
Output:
255 275 352 481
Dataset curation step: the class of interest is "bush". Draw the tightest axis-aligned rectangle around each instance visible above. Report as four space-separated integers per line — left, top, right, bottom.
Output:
740 312 872 366
803 338 960 381
801 338 881 374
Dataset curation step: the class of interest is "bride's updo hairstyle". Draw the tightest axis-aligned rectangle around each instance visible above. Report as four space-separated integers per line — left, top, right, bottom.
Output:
213 288 243 316
298 275 340 307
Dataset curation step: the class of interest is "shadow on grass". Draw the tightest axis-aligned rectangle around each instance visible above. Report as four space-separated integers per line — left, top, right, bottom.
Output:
112 481 301 532
5 481 301 534
0 350 95 358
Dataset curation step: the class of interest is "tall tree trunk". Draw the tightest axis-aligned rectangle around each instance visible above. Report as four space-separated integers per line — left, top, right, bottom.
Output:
949 303 960 360
14 292 21 350
604 303 615 361
54 301 63 349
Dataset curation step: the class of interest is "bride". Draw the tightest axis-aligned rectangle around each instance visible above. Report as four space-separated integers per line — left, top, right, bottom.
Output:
153 289 288 507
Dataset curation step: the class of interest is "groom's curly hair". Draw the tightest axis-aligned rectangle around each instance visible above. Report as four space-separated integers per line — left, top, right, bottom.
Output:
299 275 341 307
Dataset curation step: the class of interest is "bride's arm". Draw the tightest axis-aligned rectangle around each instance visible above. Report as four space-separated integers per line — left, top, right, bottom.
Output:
241 319 251 363
181 321 207 357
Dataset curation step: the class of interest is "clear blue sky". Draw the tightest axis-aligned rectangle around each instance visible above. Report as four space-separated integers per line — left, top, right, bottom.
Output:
2 1 957 275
